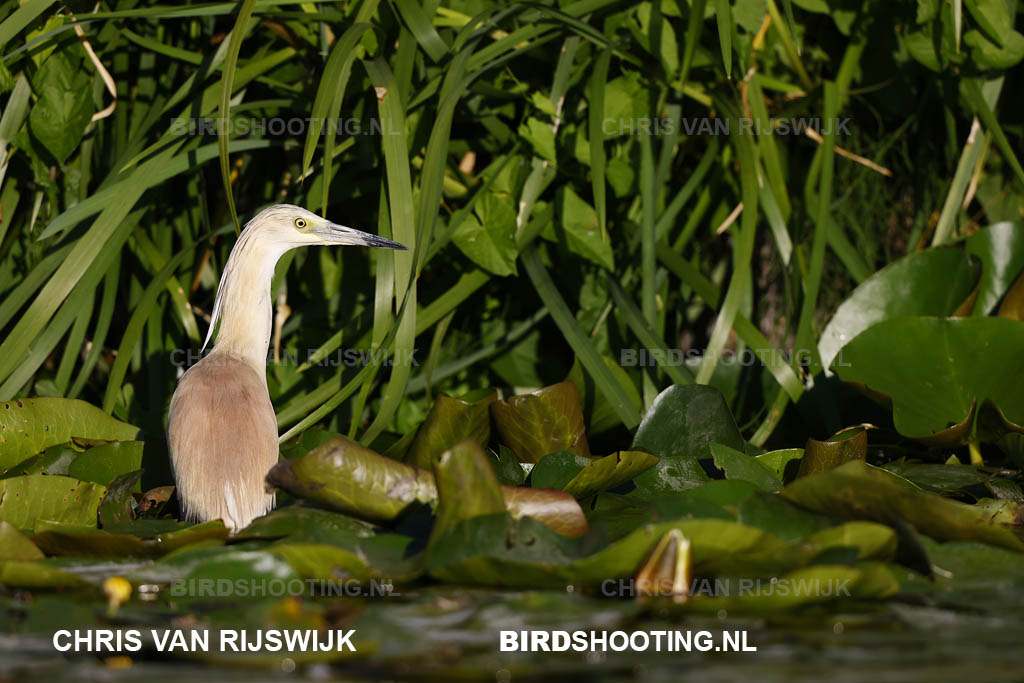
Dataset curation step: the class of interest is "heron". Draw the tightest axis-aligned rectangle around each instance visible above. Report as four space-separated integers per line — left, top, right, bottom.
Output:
167 204 407 532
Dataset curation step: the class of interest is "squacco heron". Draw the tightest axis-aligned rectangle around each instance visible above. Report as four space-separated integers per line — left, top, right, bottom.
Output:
167 204 407 531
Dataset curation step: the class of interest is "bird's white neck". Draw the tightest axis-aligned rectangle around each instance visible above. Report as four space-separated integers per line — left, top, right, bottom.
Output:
205 231 289 374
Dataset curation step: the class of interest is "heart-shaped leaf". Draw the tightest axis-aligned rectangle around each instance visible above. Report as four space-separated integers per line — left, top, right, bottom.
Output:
819 248 980 372
834 317 1024 442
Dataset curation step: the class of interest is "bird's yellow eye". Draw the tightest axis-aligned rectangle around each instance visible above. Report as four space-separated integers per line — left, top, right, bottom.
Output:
294 218 307 229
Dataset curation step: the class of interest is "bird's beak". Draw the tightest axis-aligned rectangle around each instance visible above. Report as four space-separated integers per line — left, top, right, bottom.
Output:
313 222 409 250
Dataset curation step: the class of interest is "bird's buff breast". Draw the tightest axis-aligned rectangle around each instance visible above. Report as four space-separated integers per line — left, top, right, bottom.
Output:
167 352 279 531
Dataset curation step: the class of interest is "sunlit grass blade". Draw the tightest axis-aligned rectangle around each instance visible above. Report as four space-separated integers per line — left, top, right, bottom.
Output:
359 57 418 446
299 21 373 192
765 0 813 90
102 243 191 413
394 0 450 62
217 0 258 235
0 0 56 49
0 143 182 392
932 119 985 247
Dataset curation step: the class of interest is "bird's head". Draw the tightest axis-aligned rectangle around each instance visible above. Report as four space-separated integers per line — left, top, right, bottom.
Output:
243 204 408 251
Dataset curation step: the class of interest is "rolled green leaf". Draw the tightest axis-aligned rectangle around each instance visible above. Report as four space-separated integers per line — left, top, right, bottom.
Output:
268 437 589 536
268 436 437 522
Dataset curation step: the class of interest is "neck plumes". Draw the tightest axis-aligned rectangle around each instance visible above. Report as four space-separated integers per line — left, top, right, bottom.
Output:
204 230 289 372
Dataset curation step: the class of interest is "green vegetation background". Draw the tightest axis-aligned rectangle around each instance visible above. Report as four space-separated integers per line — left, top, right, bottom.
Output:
1 0 1024 677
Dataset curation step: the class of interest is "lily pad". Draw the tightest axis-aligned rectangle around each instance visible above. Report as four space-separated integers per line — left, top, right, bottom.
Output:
31 520 229 558
530 451 591 491
966 222 1024 315
754 448 804 480
711 443 783 491
0 398 140 471
234 506 377 541
98 470 143 527
429 439 507 548
682 563 900 613
428 514 792 587
0 560 90 588
0 474 105 531
562 450 659 499
406 392 496 469
269 437 588 537
267 436 437 522
0 520 44 561
781 460 1024 551
628 385 745 496
834 317 1024 442
491 381 591 462
818 248 980 373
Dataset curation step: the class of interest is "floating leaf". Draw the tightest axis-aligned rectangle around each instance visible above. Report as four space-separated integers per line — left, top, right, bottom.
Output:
269 437 587 536
629 385 744 496
562 450 659 499
711 443 783 491
0 398 140 472
0 520 43 561
754 448 804 480
429 439 507 548
98 470 143 528
781 461 1024 551
530 451 591 491
818 248 980 372
491 381 591 463
0 560 89 588
499 486 590 538
406 392 496 469
0 474 105 531
834 317 1024 443
428 515 790 587
681 563 900 613
235 506 377 542
807 521 898 562
965 221 1024 315
268 436 437 522
31 519 228 558
269 543 377 582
